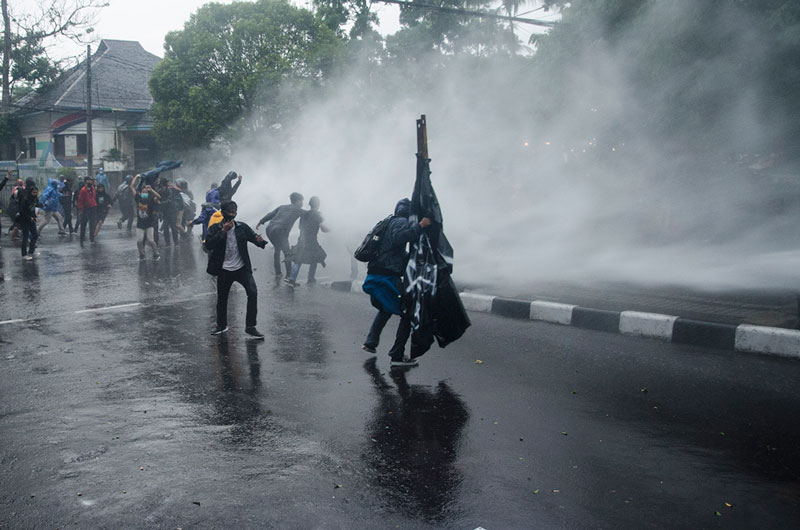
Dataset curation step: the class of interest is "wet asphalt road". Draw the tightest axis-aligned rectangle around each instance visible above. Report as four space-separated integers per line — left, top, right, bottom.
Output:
1 232 800 529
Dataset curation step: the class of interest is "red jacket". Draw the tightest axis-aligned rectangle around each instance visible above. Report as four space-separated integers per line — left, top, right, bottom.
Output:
77 185 97 209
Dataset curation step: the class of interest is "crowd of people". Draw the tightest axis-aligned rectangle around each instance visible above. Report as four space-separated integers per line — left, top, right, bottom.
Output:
1 167 429 366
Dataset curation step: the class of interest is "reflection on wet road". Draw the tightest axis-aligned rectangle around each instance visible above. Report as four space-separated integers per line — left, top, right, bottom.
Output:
1 232 800 529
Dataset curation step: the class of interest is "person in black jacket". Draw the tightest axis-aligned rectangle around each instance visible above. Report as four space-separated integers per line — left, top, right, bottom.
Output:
217 171 242 202
361 198 431 367
256 192 304 278
205 200 267 338
16 178 41 260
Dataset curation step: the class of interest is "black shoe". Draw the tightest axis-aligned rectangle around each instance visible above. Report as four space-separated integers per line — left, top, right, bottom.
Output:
283 278 297 288
210 325 229 336
361 344 377 354
245 327 265 339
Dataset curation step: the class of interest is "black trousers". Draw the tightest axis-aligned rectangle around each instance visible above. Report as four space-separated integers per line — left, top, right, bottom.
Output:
79 207 97 242
267 231 291 276
216 267 258 328
365 310 413 360
19 221 38 256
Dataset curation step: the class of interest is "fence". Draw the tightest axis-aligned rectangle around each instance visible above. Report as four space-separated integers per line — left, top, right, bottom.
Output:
0 161 63 217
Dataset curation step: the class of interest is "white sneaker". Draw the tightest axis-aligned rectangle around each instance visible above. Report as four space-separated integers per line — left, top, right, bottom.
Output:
23 255 33 261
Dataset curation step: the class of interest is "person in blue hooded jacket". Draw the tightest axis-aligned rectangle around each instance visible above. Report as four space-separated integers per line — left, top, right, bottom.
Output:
37 179 65 235
361 198 431 367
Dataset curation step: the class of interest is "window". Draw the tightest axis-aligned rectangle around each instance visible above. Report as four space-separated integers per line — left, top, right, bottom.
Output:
53 134 87 157
27 138 36 159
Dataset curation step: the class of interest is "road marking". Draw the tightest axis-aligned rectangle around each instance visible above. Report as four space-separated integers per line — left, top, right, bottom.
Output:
0 319 27 326
75 303 142 314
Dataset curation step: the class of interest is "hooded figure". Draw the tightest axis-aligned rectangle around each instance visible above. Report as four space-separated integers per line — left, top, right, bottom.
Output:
37 179 66 235
360 198 431 365
217 171 241 202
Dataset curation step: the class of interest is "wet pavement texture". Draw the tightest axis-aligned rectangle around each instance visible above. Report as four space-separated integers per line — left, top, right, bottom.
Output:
1 231 800 529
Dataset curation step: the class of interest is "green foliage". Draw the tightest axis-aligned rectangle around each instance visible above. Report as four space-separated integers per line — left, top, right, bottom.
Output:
56 166 78 181
149 0 342 151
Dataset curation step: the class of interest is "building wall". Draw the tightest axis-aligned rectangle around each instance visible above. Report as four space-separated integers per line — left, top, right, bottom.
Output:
16 111 150 172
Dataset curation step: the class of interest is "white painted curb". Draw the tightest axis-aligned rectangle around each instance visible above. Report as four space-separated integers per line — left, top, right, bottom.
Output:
735 325 800 358
619 311 677 341
530 301 574 325
460 293 495 313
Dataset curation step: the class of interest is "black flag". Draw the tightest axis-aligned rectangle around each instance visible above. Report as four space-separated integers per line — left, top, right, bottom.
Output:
405 115 470 356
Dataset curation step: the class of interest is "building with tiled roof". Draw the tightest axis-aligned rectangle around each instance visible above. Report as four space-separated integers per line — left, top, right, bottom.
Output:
10 39 161 175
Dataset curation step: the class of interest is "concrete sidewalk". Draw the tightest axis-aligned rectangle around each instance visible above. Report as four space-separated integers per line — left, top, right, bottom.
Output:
327 278 800 360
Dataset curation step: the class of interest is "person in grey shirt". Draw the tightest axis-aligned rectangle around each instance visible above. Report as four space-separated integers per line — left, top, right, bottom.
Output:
256 192 304 278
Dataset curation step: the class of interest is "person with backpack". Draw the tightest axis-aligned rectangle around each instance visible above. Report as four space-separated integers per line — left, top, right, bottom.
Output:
256 192 304 278
360 198 431 367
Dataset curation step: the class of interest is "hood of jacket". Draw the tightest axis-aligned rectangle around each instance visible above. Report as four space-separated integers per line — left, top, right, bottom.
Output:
394 198 411 218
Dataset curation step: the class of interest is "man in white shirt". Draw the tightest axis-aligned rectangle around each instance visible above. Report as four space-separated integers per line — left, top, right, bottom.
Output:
204 201 267 338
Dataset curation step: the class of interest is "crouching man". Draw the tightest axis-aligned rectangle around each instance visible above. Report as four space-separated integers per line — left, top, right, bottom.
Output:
205 200 268 338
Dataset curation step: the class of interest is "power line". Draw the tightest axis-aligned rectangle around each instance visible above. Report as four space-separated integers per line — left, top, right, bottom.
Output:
371 0 558 27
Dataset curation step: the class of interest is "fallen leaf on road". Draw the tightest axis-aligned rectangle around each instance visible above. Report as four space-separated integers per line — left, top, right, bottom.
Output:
715 511 722 516
561 432 568 436
533 489 540 494
475 360 483 364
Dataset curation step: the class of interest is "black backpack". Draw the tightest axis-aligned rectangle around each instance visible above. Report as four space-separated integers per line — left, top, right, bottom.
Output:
354 215 393 262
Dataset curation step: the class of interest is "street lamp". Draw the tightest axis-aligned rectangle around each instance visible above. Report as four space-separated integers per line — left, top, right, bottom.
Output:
14 151 25 184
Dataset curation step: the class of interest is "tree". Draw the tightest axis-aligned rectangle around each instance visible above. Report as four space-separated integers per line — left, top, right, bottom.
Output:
1 0 108 112
149 0 342 151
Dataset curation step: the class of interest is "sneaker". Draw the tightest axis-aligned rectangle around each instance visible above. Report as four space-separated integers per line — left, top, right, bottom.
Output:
210 325 229 336
153 253 161 261
245 327 265 340
390 357 419 367
138 253 146 260
361 344 377 354
58 231 66 236
283 278 297 288
117 220 122 230
23 255 33 261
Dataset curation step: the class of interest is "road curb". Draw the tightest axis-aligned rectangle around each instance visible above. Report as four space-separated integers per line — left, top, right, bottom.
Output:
323 280 800 360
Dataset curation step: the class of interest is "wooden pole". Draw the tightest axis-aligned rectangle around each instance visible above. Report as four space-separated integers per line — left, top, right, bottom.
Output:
86 45 93 177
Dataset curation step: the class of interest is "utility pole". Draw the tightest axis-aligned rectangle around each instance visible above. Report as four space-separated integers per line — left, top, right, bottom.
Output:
86 45 93 177
1 0 10 114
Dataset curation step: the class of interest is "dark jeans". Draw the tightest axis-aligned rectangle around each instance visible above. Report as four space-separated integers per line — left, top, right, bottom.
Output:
119 205 134 230
62 203 74 233
162 217 179 245
268 231 291 276
216 267 258 328
19 221 38 256
365 310 412 360
288 262 317 283
79 207 97 242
